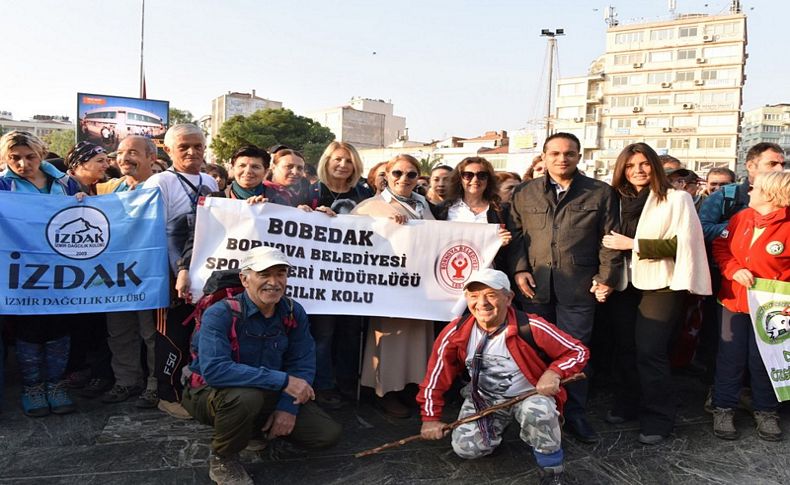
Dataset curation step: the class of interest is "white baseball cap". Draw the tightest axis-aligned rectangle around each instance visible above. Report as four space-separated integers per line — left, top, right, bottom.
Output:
463 268 511 291
239 246 291 272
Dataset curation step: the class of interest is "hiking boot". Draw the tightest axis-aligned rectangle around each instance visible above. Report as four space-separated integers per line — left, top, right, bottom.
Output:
21 383 50 417
754 411 783 442
712 408 739 440
64 369 91 389
46 381 76 415
135 388 159 409
208 453 253 485
703 386 715 414
77 378 114 398
375 392 410 418
158 399 193 419
538 466 563 485
101 384 143 404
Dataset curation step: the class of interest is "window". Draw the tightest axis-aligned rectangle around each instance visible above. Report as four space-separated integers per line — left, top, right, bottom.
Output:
648 71 673 84
615 31 644 44
703 45 739 59
612 75 628 87
764 125 782 133
701 68 739 85
611 75 643 87
558 82 585 97
646 117 670 128
614 53 642 65
674 116 695 127
646 95 671 105
700 91 735 105
610 95 640 107
697 137 732 148
676 71 695 82
699 114 736 127
675 93 696 103
557 106 582 119
671 138 690 149
654 139 668 149
677 48 696 60
708 22 739 37
650 28 674 41
649 50 673 63
611 118 633 129
679 26 698 38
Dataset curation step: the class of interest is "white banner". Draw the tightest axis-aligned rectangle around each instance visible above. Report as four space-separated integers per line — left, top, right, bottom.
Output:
747 278 790 402
189 199 502 321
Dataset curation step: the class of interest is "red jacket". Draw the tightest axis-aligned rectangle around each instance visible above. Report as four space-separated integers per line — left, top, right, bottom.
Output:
713 207 790 314
417 307 589 422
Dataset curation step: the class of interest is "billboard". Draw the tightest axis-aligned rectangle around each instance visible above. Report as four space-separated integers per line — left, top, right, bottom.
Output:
77 93 169 152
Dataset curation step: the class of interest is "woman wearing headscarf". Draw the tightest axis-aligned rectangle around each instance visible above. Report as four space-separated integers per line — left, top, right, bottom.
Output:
65 141 110 195
352 154 436 417
0 131 83 417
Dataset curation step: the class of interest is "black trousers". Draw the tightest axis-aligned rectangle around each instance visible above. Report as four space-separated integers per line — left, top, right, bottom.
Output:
609 285 684 436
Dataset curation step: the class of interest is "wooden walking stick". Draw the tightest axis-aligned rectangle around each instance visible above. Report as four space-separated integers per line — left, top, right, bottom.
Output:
355 373 586 458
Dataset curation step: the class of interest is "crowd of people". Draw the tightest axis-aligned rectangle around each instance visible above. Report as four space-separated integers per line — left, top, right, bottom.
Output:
0 125 787 485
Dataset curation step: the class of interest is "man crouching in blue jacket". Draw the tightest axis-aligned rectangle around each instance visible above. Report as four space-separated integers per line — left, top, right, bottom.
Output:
183 246 341 485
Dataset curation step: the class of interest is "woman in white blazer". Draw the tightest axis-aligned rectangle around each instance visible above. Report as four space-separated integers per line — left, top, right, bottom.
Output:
601 143 711 445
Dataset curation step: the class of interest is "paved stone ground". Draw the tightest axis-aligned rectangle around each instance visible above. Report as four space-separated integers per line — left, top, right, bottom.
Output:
1 359 787 485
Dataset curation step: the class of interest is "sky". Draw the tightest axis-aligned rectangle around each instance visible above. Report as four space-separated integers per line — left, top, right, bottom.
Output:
2 0 787 142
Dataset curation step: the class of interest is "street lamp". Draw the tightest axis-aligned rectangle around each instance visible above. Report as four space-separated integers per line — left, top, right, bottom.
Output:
540 29 564 139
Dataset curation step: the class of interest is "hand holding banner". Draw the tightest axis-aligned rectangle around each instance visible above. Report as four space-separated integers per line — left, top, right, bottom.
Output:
188 199 502 321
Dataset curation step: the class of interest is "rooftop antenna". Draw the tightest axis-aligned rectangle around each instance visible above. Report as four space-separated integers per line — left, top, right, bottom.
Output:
668 0 677 17
730 0 742 13
540 29 564 139
604 6 619 27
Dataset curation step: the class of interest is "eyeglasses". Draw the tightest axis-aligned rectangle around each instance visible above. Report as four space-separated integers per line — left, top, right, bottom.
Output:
390 170 418 180
461 171 490 182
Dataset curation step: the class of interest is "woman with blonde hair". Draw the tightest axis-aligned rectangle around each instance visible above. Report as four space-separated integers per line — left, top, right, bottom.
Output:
307 141 372 213
352 154 435 417
711 171 790 442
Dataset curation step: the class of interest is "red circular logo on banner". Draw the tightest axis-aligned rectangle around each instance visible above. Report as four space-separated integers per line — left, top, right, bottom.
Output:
435 244 480 292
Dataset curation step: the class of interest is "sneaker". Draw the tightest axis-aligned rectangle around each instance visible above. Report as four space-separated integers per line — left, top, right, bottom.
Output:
135 388 159 409
638 433 666 445
64 369 91 389
208 453 253 485
21 383 50 417
101 384 143 404
538 465 563 485
46 381 76 415
158 399 193 419
712 407 739 440
315 389 343 410
77 378 114 398
754 411 783 442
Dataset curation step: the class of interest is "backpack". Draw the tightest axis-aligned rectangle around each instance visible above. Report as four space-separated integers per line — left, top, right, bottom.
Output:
186 269 296 389
720 183 749 223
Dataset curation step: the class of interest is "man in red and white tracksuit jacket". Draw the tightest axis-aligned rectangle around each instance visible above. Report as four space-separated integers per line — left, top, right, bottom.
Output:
417 269 588 483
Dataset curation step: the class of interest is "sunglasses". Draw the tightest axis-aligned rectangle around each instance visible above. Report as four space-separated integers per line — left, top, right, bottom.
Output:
391 170 419 180
461 171 490 182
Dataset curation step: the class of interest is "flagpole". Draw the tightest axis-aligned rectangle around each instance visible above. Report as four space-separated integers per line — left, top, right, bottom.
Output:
139 0 145 98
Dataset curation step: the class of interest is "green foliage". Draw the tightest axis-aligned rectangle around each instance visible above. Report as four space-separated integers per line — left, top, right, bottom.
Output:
169 107 195 126
417 154 443 175
211 108 334 165
43 129 76 158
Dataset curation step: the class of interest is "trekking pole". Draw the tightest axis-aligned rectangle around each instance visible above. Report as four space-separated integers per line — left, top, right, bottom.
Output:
355 373 586 458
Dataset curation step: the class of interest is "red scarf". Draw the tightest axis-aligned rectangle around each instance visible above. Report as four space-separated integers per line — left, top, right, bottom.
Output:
753 207 787 229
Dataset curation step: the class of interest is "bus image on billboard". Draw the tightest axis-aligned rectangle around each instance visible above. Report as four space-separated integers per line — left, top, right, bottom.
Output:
77 93 169 152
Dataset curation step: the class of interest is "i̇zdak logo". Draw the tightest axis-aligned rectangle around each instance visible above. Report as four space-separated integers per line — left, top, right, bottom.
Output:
435 243 480 292
46 206 110 260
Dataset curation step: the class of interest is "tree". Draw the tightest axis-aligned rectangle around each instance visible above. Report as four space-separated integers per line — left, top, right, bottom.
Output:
211 108 334 165
417 153 443 175
43 129 76 158
169 107 195 126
